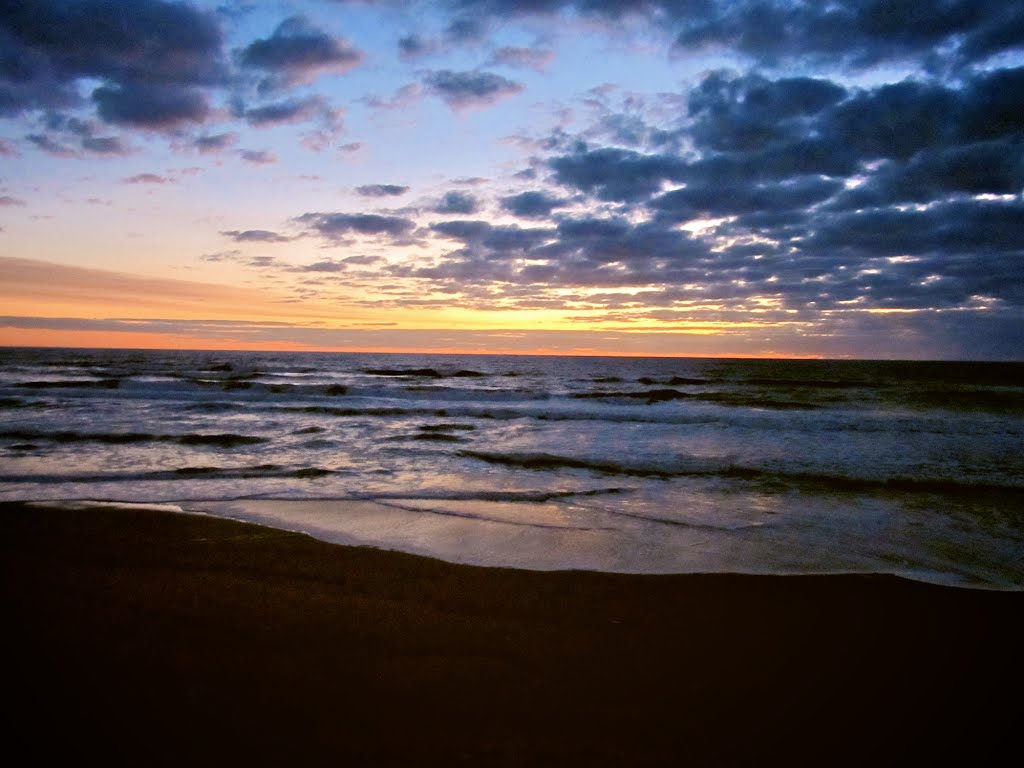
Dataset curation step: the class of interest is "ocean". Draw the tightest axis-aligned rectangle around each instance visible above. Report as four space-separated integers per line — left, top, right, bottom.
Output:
1 346 1022 589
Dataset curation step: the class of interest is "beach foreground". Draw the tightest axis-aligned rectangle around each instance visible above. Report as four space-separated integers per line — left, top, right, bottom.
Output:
2 502 1020 766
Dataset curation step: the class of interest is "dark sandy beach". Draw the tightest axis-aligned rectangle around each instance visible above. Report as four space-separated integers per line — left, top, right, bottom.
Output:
2 501 1020 766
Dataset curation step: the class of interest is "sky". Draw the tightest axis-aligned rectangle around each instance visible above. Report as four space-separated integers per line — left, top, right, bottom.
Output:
1 0 1023 359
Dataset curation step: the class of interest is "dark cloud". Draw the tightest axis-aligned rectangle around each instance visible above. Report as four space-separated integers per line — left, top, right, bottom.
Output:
238 149 276 164
360 83 423 110
241 95 333 127
300 259 347 273
123 173 172 184
237 15 363 89
433 191 480 214
651 176 844 221
194 132 239 152
488 46 554 71
25 133 76 157
0 195 26 206
296 212 417 239
80 135 130 155
550 146 687 202
93 82 209 129
688 71 847 153
404 54 1024 324
423 69 523 109
356 184 410 197
397 34 438 58
441 1 1023 72
1 0 224 118
672 0 1024 69
22 112 130 156
221 229 292 243
500 191 569 218
444 16 489 44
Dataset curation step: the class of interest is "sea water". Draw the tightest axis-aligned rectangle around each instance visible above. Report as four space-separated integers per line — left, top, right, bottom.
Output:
1 347 1022 588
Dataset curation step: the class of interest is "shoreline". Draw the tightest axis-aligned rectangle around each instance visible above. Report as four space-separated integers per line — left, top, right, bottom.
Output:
2 500 1021 765
25 495 1024 591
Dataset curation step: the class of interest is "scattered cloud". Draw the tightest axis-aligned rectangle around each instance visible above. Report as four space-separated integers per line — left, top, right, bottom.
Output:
0 0 225 119
93 82 210 129
238 149 277 164
500 191 569 218
123 173 173 184
237 15 364 90
356 184 410 197
360 83 423 111
194 132 239 153
296 211 418 240
221 229 292 243
398 34 439 59
423 69 523 109
433 191 480 214
241 95 329 126
488 46 554 72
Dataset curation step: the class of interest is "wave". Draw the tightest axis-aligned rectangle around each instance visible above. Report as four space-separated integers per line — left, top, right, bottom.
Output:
375 500 611 532
1 464 336 483
459 450 680 478
572 388 823 410
637 376 707 386
572 388 692 403
0 430 266 448
458 450 1024 494
363 367 489 379
0 396 48 409
14 379 121 389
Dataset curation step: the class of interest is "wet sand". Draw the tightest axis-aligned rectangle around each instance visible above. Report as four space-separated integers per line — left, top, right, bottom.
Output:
1 501 1020 766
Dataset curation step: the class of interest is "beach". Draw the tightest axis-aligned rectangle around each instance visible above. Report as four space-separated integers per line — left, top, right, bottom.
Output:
3 500 1020 766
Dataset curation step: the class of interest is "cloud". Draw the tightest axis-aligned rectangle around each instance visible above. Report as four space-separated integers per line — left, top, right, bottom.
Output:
80 135 130 155
444 16 489 44
22 113 131 156
296 212 417 240
123 173 172 184
241 95 331 126
238 149 277 164
488 46 554 71
1 0 224 120
397 34 438 59
423 69 523 109
93 82 210 129
671 0 1024 69
356 184 410 197
500 191 569 218
25 134 76 157
299 259 347 273
433 191 479 214
360 82 424 111
0 196 27 206
221 229 292 243
550 145 687 202
194 132 239 152
237 15 363 90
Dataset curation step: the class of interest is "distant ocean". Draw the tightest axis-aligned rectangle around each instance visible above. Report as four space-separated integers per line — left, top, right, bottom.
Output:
2 347 1022 589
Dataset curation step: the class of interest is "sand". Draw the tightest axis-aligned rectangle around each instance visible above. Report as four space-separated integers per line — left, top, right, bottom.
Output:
1 501 1020 766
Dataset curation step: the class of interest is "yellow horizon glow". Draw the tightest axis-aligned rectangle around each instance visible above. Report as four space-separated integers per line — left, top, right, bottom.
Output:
0 327 825 358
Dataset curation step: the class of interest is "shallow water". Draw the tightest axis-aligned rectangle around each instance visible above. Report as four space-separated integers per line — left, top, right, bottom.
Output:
2 347 1022 588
